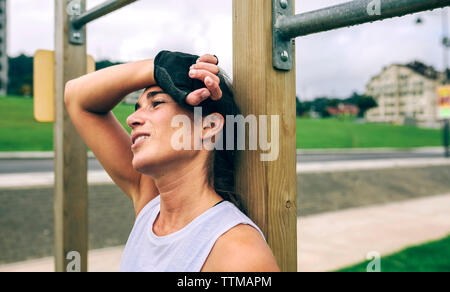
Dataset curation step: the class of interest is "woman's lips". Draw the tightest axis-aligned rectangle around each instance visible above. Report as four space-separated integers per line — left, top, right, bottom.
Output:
132 136 150 150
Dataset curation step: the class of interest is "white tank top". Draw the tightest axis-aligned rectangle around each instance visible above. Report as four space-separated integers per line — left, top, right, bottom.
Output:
119 196 265 272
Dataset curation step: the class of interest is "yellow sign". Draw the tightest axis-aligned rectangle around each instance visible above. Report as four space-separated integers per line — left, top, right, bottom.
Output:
438 85 450 119
33 50 96 123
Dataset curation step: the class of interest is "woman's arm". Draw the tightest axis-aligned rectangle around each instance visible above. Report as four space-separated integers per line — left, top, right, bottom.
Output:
66 54 222 114
64 60 158 211
64 55 222 214
65 59 155 114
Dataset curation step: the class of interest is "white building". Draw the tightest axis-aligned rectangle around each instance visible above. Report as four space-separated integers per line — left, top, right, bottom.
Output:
0 0 7 96
365 62 445 128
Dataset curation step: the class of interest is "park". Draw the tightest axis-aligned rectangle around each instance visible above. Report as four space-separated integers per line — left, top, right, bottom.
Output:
0 0 450 275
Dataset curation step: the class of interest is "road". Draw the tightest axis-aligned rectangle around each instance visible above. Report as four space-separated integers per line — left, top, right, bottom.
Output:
297 151 445 163
0 158 104 174
1 164 450 266
0 149 446 174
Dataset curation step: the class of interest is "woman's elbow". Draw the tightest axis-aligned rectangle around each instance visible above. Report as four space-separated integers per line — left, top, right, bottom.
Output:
64 80 76 107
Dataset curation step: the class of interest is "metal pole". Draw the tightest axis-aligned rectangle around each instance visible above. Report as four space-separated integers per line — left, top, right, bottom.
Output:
71 0 138 29
276 0 450 40
443 7 449 78
445 119 450 158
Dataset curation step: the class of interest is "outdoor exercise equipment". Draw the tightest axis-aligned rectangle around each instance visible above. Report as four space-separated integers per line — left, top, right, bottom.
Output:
52 0 450 272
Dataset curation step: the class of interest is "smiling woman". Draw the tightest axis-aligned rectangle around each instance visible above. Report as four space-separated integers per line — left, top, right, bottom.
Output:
64 50 279 272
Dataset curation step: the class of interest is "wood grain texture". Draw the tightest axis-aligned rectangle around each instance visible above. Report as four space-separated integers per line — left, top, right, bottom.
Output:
232 0 297 272
54 0 88 272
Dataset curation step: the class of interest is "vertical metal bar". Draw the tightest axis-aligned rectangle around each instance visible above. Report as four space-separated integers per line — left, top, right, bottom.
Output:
443 8 449 73
0 0 8 96
54 0 88 272
445 119 450 158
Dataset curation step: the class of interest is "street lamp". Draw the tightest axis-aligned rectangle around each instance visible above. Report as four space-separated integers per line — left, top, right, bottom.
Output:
416 8 450 158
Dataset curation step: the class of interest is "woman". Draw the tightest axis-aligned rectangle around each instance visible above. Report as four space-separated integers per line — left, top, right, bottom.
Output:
64 51 279 272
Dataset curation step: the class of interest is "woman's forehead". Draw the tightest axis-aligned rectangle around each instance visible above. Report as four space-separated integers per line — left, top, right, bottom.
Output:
142 85 163 98
138 86 171 103
144 85 163 94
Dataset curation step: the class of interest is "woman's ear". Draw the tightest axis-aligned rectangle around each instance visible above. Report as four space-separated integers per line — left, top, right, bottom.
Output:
202 113 224 143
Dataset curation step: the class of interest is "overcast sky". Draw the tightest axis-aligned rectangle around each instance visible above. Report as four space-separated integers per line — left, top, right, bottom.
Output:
7 0 448 100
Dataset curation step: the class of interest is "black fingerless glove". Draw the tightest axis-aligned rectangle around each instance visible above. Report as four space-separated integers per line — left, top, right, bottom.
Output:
153 50 239 119
153 50 206 106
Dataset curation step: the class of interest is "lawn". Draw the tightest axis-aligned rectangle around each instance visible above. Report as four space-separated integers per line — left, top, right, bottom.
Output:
297 118 443 149
337 235 450 272
0 96 444 151
0 96 134 152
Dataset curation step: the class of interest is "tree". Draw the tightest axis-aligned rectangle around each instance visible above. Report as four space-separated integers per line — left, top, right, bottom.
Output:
95 60 123 70
8 54 33 96
296 97 312 117
345 92 378 118
311 97 332 117
6 54 123 97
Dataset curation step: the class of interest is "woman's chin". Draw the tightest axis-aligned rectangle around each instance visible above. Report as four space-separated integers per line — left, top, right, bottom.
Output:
132 153 158 173
132 151 172 175
131 146 197 175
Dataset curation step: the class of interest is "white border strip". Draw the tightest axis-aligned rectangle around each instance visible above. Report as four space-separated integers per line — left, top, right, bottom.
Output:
1 158 449 187
297 147 444 155
0 152 96 159
0 147 444 159
0 170 113 188
298 158 450 173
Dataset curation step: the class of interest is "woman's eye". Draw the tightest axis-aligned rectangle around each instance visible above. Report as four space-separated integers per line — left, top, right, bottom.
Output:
151 101 164 108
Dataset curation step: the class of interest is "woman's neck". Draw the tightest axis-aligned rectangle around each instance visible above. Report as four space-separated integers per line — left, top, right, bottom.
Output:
152 161 222 236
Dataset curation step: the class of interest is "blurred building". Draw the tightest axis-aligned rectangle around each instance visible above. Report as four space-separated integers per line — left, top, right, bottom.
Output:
0 0 7 96
327 103 360 117
365 62 445 128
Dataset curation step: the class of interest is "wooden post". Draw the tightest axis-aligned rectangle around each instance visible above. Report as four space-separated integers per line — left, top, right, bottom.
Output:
232 0 298 271
54 0 88 272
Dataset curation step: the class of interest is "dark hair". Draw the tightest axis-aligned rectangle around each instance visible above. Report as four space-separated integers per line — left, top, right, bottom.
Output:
152 51 244 212
197 69 245 213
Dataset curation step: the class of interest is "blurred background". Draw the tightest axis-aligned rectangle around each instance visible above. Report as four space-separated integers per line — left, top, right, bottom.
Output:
0 0 449 272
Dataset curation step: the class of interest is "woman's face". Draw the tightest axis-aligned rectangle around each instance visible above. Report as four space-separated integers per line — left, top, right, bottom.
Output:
126 86 198 176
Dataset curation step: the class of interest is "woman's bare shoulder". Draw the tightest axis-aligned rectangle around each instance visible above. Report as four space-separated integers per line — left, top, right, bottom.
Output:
201 224 280 272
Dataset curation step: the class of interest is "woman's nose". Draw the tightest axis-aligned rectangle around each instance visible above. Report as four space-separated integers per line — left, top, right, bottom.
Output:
126 112 144 129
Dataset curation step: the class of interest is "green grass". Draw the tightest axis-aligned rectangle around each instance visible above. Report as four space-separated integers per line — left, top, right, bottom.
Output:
337 235 450 272
297 118 443 149
0 95 134 152
0 96 444 151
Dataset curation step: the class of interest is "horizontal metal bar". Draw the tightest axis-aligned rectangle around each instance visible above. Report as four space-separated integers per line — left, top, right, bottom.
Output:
276 0 450 39
71 0 138 29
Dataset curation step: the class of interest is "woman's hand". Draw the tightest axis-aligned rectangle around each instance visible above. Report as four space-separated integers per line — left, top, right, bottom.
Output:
186 54 223 106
